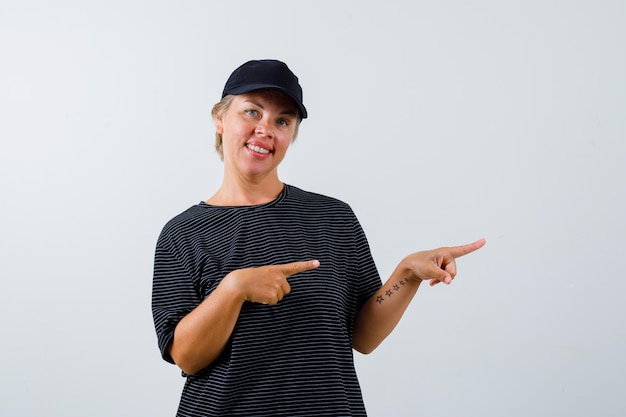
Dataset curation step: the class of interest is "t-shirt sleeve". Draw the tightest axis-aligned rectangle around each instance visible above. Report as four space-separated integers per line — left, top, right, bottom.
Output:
352 215 383 309
151 235 201 364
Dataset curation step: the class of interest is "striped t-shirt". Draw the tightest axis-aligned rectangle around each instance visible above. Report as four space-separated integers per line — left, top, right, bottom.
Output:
152 184 382 416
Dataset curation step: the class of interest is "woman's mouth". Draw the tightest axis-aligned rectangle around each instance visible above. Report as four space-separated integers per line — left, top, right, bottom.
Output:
246 144 271 154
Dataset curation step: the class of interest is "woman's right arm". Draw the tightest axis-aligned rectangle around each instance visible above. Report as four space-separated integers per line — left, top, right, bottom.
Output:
169 260 319 375
168 274 245 375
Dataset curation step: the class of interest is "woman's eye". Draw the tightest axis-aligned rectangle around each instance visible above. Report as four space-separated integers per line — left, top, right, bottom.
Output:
277 119 289 127
245 109 258 116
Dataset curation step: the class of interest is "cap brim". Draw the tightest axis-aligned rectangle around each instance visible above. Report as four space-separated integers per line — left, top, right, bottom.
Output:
224 83 308 119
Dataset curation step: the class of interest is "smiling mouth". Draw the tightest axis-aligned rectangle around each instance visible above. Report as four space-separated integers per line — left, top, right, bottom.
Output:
246 144 271 154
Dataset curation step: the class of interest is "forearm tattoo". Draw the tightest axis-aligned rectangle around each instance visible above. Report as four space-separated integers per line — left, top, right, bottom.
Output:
375 279 406 303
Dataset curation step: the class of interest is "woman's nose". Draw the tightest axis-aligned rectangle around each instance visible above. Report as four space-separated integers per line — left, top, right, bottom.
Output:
255 118 273 137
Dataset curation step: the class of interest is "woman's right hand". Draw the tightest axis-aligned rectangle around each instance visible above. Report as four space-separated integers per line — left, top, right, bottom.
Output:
223 260 320 305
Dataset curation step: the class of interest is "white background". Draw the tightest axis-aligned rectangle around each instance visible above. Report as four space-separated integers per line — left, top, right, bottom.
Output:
1 1 625 416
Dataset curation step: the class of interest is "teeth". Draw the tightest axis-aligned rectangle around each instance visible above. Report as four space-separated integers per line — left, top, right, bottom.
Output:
247 144 270 154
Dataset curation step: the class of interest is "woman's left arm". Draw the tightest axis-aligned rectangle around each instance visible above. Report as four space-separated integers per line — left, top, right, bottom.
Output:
352 238 486 354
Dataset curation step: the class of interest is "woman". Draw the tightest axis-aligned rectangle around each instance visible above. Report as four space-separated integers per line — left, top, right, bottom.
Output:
152 59 485 416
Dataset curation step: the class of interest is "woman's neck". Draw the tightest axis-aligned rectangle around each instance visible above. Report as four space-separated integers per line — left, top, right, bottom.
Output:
207 175 284 206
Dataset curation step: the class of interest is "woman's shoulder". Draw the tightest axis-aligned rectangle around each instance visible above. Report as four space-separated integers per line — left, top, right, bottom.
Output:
157 203 217 243
284 184 354 212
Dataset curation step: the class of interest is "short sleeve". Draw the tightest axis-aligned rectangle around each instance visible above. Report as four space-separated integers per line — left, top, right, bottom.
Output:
352 215 383 310
151 238 202 364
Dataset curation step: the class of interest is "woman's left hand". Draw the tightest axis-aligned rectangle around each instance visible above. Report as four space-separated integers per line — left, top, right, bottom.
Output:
400 238 486 286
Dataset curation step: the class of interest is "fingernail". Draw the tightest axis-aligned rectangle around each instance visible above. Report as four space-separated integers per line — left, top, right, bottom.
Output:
312 260 320 267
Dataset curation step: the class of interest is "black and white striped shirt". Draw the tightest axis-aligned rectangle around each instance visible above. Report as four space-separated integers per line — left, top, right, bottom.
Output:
152 184 382 416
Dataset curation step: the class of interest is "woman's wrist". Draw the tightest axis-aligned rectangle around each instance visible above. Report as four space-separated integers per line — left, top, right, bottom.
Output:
219 270 248 304
395 257 422 284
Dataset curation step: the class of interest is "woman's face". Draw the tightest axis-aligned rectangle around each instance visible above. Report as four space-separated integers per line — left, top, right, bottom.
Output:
216 90 299 182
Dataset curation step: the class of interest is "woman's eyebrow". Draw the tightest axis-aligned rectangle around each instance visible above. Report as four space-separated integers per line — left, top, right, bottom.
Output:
243 99 297 116
243 99 264 109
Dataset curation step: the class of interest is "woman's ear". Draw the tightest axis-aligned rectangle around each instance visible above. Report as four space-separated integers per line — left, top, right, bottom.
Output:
215 117 224 134
215 116 224 135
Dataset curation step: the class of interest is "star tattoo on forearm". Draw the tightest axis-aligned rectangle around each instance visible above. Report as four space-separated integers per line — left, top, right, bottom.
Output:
375 279 407 303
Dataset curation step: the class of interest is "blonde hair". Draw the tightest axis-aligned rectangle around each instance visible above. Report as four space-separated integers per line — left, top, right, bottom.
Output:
211 93 302 160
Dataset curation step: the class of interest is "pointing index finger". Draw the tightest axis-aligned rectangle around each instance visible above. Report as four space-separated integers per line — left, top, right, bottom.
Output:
447 238 486 259
278 260 320 277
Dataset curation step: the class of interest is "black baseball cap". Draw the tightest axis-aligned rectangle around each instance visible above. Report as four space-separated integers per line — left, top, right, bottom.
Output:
222 59 308 119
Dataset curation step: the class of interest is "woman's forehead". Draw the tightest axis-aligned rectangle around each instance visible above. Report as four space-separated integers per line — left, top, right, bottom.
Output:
235 89 299 113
